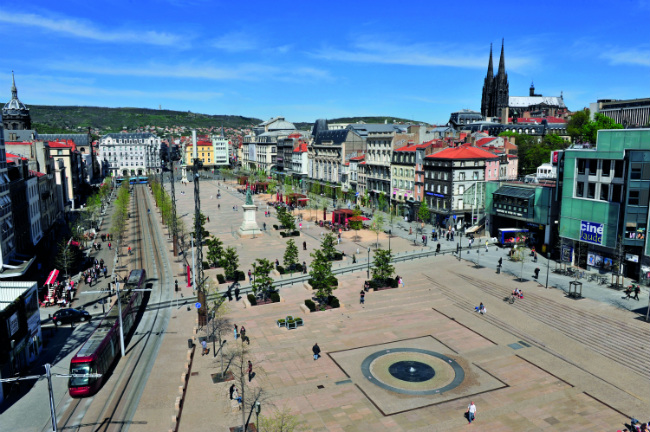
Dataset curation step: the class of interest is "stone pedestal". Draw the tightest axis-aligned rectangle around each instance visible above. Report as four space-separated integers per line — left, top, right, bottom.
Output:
238 204 262 238
181 165 189 183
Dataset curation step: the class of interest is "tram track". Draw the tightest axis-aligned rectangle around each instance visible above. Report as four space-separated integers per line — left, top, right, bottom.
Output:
52 185 173 432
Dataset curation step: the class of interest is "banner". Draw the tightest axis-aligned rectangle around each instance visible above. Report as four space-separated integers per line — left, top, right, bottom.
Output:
580 220 603 245
187 264 191 287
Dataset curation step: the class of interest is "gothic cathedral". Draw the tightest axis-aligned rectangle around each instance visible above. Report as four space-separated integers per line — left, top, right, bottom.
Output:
480 40 509 119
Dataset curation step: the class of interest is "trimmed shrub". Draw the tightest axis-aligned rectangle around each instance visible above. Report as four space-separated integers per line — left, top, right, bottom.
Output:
304 299 316 312
291 230 300 236
236 270 246 281
247 293 257 306
202 261 210 270
270 292 280 303
273 224 279 230
328 295 340 308
389 277 399 288
295 263 303 272
333 252 343 261
327 276 338 287
216 274 225 284
277 265 285 274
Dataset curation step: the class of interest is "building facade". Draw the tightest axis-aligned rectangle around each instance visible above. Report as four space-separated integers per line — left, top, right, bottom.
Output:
242 117 296 174
98 132 162 177
590 98 650 128
558 129 650 282
212 131 230 167
2 73 31 131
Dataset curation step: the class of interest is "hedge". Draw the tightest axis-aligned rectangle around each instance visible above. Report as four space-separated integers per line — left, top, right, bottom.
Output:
202 261 210 270
217 274 225 284
280 231 300 238
327 295 340 308
304 299 316 312
270 292 280 303
236 270 246 281
247 294 257 305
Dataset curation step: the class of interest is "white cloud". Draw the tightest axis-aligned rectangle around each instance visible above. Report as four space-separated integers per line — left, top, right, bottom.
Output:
310 36 534 71
600 47 650 67
46 60 331 83
33 82 223 101
211 32 259 52
0 10 186 47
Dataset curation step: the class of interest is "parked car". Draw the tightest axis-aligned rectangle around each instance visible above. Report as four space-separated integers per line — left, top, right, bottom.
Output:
52 308 90 326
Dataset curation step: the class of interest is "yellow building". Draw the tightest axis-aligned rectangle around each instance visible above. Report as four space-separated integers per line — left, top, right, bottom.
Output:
184 138 214 168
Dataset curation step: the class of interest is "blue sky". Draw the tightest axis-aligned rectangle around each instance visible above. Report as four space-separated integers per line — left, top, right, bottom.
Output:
1 0 649 125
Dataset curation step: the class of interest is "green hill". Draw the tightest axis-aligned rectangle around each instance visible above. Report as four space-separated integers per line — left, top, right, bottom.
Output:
29 105 262 133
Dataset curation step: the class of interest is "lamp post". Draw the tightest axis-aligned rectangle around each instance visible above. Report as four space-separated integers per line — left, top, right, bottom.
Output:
367 247 371 279
545 252 550 289
255 401 261 432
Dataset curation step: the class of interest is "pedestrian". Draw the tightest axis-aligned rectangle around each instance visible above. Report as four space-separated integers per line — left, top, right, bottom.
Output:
634 285 641 301
108 242 111 250
240 326 246 341
248 360 253 382
232 387 242 403
275 259 279 268
312 343 321 360
302 261 307 274
218 204 221 209
303 241 307 251
436 243 441 253
229 384 236 399
226 287 233 301
234 285 240 301
467 401 477 423
263 222 266 231
207 216 210 223
360 290 365 304
485 240 489 252
248 270 252 281
234 324 238 340
201 339 208 356
498 257 503 267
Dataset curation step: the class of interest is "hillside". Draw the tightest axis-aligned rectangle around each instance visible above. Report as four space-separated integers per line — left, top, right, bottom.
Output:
29 105 262 134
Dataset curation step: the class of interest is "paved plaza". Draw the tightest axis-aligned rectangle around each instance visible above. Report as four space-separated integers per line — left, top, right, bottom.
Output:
128 177 650 432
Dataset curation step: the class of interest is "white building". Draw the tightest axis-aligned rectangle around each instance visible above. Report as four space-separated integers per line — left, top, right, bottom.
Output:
242 117 297 174
212 131 230 166
291 142 308 176
0 125 16 266
26 176 43 246
98 133 162 177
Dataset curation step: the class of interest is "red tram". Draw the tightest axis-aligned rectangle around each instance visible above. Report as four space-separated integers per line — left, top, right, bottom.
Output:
68 269 146 397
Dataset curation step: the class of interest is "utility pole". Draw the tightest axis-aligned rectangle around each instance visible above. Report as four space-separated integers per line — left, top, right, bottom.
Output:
0 364 101 432
192 130 207 326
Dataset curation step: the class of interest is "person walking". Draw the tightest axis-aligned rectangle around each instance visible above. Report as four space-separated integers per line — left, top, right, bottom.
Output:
240 326 246 341
485 240 489 252
634 285 641 301
360 290 365 304
234 285 240 301
108 242 111 250
467 401 477 423
248 360 253 382
312 343 321 360
201 339 208 356
303 241 307 251
248 270 252 281
234 324 238 340
498 257 503 267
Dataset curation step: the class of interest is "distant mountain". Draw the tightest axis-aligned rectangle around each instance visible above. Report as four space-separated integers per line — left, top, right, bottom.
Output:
28 105 262 134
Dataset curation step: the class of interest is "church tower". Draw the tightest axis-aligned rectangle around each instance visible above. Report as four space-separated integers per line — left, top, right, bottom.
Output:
492 39 509 119
480 44 494 118
2 72 31 131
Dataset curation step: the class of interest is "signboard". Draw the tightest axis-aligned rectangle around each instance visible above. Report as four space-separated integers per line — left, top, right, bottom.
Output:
496 208 524 217
587 252 603 267
561 244 573 263
580 221 603 245
7 311 19 338
195 302 202 309
625 253 639 263
551 151 560 165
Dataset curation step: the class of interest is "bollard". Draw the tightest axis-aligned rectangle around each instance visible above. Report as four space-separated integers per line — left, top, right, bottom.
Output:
187 339 193 349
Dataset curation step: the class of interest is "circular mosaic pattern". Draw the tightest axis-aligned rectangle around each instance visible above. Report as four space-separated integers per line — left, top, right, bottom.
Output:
361 348 465 395
388 361 435 382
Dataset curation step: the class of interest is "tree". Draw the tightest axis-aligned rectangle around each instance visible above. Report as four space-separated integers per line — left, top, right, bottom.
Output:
311 181 321 195
371 249 395 283
321 233 337 261
206 237 224 267
567 110 623 144
54 239 79 277
370 213 385 249
377 191 387 212
225 342 264 432
251 258 274 300
191 212 210 241
418 200 430 224
222 246 239 281
205 288 231 377
259 407 306 432
349 208 363 231
276 207 296 232
283 239 299 270
584 113 623 143
567 109 591 143
309 248 336 303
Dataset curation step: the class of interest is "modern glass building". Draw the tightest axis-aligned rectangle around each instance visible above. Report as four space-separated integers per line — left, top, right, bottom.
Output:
558 129 650 283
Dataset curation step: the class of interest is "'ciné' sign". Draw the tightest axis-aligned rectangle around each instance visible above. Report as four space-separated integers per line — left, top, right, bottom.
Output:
580 220 603 245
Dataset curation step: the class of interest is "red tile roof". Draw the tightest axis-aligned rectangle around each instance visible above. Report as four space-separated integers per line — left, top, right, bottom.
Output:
476 137 497 147
394 142 432 152
28 170 46 177
186 141 212 147
425 145 499 160
6 152 28 161
349 155 365 161
293 143 308 153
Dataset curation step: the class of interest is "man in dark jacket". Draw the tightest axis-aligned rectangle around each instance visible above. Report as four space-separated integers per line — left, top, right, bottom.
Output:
234 286 240 301
312 343 321 360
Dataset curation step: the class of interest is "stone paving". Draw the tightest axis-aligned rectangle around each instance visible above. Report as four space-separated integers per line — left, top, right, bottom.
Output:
128 177 650 432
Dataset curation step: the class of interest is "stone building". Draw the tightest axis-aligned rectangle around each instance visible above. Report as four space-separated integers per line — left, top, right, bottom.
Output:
99 132 162 177
2 73 31 131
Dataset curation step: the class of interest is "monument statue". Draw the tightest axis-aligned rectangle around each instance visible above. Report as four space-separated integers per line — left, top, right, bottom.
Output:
245 188 253 205
239 186 261 238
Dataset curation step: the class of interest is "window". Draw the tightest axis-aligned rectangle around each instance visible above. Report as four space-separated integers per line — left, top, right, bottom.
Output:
629 190 639 205
473 171 479 180
587 183 595 199
577 159 586 175
612 184 622 202
444 185 448 194
586 159 595 176
631 163 642 180
601 160 611 177
614 160 624 177
459 185 465 195
576 182 584 197
458 199 463 209
459 172 465 181
600 184 609 201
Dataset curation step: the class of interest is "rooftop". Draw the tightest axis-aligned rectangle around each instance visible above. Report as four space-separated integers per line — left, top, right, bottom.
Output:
426 145 499 160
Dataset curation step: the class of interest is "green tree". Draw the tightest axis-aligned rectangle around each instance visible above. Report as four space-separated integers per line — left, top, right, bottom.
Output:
370 213 385 248
206 237 224 267
276 207 296 232
417 200 430 224
567 109 591 142
251 258 274 300
283 239 299 270
54 239 79 278
309 248 336 303
321 233 337 260
377 192 387 212
584 113 623 143
371 249 395 283
191 212 210 241
311 181 321 195
222 247 239 281
349 208 363 230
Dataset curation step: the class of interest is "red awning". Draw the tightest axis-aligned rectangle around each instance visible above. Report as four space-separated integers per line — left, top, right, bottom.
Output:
45 269 59 285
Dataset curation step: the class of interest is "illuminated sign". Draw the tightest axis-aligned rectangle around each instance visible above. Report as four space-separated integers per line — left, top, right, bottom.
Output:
580 220 603 245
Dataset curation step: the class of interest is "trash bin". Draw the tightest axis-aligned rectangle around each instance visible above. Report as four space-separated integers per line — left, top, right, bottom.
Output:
187 339 194 349
496 265 501 274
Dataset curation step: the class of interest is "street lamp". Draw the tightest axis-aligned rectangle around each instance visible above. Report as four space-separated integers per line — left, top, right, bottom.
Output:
367 247 371 279
255 401 261 431
545 252 550 289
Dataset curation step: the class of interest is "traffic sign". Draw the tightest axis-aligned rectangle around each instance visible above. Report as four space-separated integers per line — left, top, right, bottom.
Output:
195 302 201 309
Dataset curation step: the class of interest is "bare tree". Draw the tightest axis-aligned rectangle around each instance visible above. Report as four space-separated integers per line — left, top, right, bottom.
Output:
258 406 306 432
226 343 265 431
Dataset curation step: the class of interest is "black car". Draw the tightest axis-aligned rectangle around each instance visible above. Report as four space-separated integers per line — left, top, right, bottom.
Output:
52 308 91 325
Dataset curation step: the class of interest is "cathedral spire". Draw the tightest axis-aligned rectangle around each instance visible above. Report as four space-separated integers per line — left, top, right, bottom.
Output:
11 70 17 99
497 39 506 77
487 43 493 78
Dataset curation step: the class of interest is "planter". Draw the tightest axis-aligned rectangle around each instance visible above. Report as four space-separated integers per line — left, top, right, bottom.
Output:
287 320 297 329
295 318 304 326
277 319 286 328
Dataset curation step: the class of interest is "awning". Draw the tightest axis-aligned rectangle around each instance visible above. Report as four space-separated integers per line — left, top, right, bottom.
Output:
493 186 535 199
45 269 59 285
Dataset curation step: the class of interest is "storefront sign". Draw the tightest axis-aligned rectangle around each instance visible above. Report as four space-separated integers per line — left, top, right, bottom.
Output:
7 312 19 338
496 208 524 217
561 245 572 263
580 221 603 245
625 253 639 263
433 193 445 198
